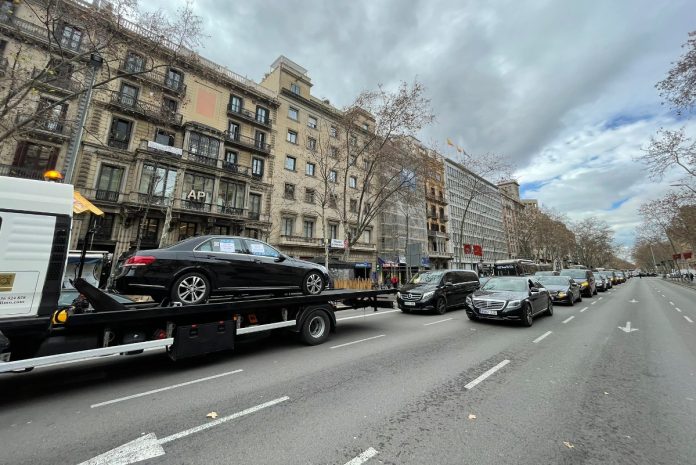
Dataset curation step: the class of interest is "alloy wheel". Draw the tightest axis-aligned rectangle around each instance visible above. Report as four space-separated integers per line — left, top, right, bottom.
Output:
305 273 323 294
177 275 207 303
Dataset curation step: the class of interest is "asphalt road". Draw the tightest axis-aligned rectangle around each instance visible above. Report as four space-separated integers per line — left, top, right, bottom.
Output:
1 277 695 465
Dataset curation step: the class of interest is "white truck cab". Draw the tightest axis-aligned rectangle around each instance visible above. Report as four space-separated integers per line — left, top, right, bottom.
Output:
0 176 73 319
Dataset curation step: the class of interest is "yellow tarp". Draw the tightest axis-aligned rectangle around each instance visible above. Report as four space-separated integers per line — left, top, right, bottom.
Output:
73 191 104 216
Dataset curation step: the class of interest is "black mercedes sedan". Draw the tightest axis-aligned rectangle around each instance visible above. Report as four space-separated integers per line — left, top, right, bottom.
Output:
464 276 553 326
114 236 330 304
536 275 582 305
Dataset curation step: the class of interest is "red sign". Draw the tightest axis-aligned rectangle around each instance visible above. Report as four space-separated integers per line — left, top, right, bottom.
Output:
672 253 682 260
473 244 483 256
463 244 472 254
684 252 693 260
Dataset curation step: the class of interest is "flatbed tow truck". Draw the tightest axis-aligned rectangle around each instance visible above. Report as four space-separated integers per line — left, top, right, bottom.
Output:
0 176 394 374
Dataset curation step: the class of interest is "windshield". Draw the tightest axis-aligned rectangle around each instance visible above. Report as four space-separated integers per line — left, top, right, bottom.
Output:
560 270 588 280
482 278 528 292
409 272 444 284
537 276 571 286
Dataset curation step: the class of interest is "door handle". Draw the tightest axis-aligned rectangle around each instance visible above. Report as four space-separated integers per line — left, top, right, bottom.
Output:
206 255 217 259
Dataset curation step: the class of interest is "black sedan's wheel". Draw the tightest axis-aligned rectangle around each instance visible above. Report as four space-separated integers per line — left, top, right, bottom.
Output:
546 299 554 316
577 293 583 303
435 297 447 315
302 271 325 295
467 313 478 321
170 272 210 305
521 303 534 327
567 293 574 306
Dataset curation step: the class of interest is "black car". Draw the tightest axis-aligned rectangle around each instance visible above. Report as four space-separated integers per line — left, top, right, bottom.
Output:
536 275 582 305
595 272 612 289
559 269 596 297
114 236 330 304
594 273 608 292
465 276 553 326
397 270 479 315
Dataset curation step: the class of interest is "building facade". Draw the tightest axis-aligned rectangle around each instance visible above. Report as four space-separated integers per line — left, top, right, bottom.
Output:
424 149 452 270
497 180 525 259
444 159 508 272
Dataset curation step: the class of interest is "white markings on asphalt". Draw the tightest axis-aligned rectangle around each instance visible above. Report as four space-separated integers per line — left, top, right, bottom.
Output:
343 447 379 465
629 299 639 303
685 316 694 324
562 316 575 324
676 308 682 312
591 302 597 305
579 306 589 313
337 309 399 321
670 301 675 306
78 397 289 465
598 297 603 300
330 335 386 349
532 331 553 344
464 359 510 390
618 321 639 333
91 369 244 408
424 318 454 326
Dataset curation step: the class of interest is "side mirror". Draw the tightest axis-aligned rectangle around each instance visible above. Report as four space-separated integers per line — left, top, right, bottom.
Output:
530 287 539 294
274 254 286 262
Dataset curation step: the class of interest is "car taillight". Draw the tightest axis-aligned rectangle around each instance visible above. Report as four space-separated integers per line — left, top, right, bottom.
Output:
124 255 156 267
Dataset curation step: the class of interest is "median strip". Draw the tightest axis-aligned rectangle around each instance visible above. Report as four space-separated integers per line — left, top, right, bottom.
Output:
330 335 386 349
465 359 510 389
532 331 552 344
562 316 575 324
424 317 454 326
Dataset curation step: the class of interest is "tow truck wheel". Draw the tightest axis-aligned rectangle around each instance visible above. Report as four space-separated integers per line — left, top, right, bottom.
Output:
171 272 211 305
300 309 331 345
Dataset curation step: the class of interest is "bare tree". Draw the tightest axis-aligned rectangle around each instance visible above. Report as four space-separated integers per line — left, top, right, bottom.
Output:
656 30 696 115
573 217 614 268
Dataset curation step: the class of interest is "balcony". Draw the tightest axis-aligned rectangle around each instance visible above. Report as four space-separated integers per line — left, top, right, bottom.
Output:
428 230 450 239
440 214 449 222
428 250 453 259
177 199 213 213
226 103 272 128
94 190 120 202
109 93 183 126
223 130 271 154
118 61 187 96
31 68 82 95
0 163 46 180
15 114 72 140
221 161 250 176
279 235 323 246
426 192 448 205
0 57 8 76
248 211 261 221
215 205 245 217
427 211 438 219
353 241 376 250
0 14 83 53
184 151 218 167
125 192 171 207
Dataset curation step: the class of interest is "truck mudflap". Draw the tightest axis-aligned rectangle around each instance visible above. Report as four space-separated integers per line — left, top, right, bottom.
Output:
168 320 235 361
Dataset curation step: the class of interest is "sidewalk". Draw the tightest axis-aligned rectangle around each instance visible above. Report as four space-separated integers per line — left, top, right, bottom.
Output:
662 277 696 292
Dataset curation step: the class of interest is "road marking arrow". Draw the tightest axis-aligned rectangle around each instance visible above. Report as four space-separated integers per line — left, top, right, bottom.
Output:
618 321 639 333
77 397 289 465
628 299 639 303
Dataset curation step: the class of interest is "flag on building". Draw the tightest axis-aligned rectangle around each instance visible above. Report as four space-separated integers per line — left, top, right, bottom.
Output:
463 244 472 255
473 244 483 256
672 253 682 260
683 251 693 260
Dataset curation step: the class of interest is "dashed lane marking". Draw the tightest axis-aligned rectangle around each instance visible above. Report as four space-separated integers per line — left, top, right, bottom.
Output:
532 331 553 344
424 317 454 326
464 359 511 390
336 309 399 321
330 335 386 349
685 316 694 324
579 307 589 313
562 316 575 324
344 447 379 465
670 301 675 306
676 308 682 312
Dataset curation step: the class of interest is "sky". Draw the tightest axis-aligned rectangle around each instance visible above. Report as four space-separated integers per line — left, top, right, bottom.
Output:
149 0 695 250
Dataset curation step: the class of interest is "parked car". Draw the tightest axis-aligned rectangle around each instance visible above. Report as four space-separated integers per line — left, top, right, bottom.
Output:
536 275 582 305
594 273 608 292
534 270 559 276
595 271 613 289
559 269 596 297
397 270 479 315
114 236 330 304
464 276 553 326
615 271 627 283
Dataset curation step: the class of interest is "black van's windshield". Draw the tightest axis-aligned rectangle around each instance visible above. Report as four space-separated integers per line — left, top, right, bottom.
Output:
409 271 445 284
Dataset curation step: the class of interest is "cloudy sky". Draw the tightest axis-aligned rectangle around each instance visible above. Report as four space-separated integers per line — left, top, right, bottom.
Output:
151 0 695 249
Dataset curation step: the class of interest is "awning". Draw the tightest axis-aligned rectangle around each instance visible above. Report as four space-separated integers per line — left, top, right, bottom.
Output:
73 191 104 216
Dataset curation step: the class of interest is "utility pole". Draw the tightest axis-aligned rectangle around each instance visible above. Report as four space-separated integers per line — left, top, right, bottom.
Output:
649 244 658 272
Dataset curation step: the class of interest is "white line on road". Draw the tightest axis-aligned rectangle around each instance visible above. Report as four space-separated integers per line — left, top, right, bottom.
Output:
465 359 510 390
591 302 597 305
91 369 244 408
598 297 603 300
343 447 379 465
562 316 575 324
424 318 454 326
337 309 399 321
579 306 589 313
676 307 682 312
669 301 675 306
330 335 386 349
532 331 553 344
685 316 694 324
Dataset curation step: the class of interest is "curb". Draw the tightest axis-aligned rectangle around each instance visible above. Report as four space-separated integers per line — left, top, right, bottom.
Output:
662 279 696 293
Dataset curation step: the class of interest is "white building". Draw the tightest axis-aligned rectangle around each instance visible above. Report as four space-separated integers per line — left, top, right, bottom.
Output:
444 159 508 272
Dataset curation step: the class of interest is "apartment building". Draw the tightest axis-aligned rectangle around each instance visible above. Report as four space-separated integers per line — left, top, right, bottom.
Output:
424 149 451 270
259 56 378 276
497 180 525 259
0 0 278 260
444 158 508 272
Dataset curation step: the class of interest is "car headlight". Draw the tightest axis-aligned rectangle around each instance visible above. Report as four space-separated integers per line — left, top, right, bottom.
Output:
580 282 588 287
396 292 402 299
421 291 435 301
557 292 566 298
506 300 522 308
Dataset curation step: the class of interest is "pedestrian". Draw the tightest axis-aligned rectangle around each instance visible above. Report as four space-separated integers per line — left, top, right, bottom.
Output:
390 275 398 289
689 271 694 282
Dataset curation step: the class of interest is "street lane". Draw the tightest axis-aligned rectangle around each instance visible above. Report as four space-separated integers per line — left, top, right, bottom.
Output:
1 278 695 464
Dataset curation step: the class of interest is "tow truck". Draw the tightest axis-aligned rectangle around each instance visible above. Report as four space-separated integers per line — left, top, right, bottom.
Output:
0 176 394 373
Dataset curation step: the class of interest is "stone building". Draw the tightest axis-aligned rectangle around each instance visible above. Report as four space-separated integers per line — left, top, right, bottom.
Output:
497 180 525 259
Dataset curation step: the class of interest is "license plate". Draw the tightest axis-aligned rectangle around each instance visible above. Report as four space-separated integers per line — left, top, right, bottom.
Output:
479 309 497 315
404 302 416 306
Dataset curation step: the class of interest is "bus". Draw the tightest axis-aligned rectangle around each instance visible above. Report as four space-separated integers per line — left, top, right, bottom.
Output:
493 259 538 277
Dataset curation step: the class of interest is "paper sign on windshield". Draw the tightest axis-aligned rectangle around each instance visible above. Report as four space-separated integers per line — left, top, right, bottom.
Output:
249 243 265 255
219 239 236 253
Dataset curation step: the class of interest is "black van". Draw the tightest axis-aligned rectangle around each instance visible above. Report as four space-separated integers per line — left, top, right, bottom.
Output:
396 270 480 314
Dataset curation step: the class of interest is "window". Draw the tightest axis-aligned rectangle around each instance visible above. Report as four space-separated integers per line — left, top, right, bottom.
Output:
224 150 238 165
141 218 160 242
178 221 196 241
246 239 280 258
364 159 371 171
12 142 58 173
211 225 230 236
362 123 369 131
350 135 357 146
329 170 337 183
227 122 240 141
139 163 177 199
330 125 337 137
256 106 269 124
229 95 242 113
308 116 317 129
349 176 357 188
118 83 138 107
252 157 264 177
249 193 262 220
329 193 337 208
306 162 315 176
349 199 358 213
163 97 178 113
363 229 372 243
95 213 115 240
288 107 299 120
165 68 183 91
255 130 267 149
303 219 314 238
305 188 315 204
307 137 317 151
96 165 124 200
349 155 357 166
217 179 245 213
60 24 82 51
198 237 245 253
287 130 298 144
108 117 133 150
38 97 67 131
282 217 295 236
155 129 175 146
285 155 296 171
290 83 300 95
188 131 220 160
124 52 144 73
329 224 338 240
284 183 295 200
330 146 338 158
182 172 214 206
